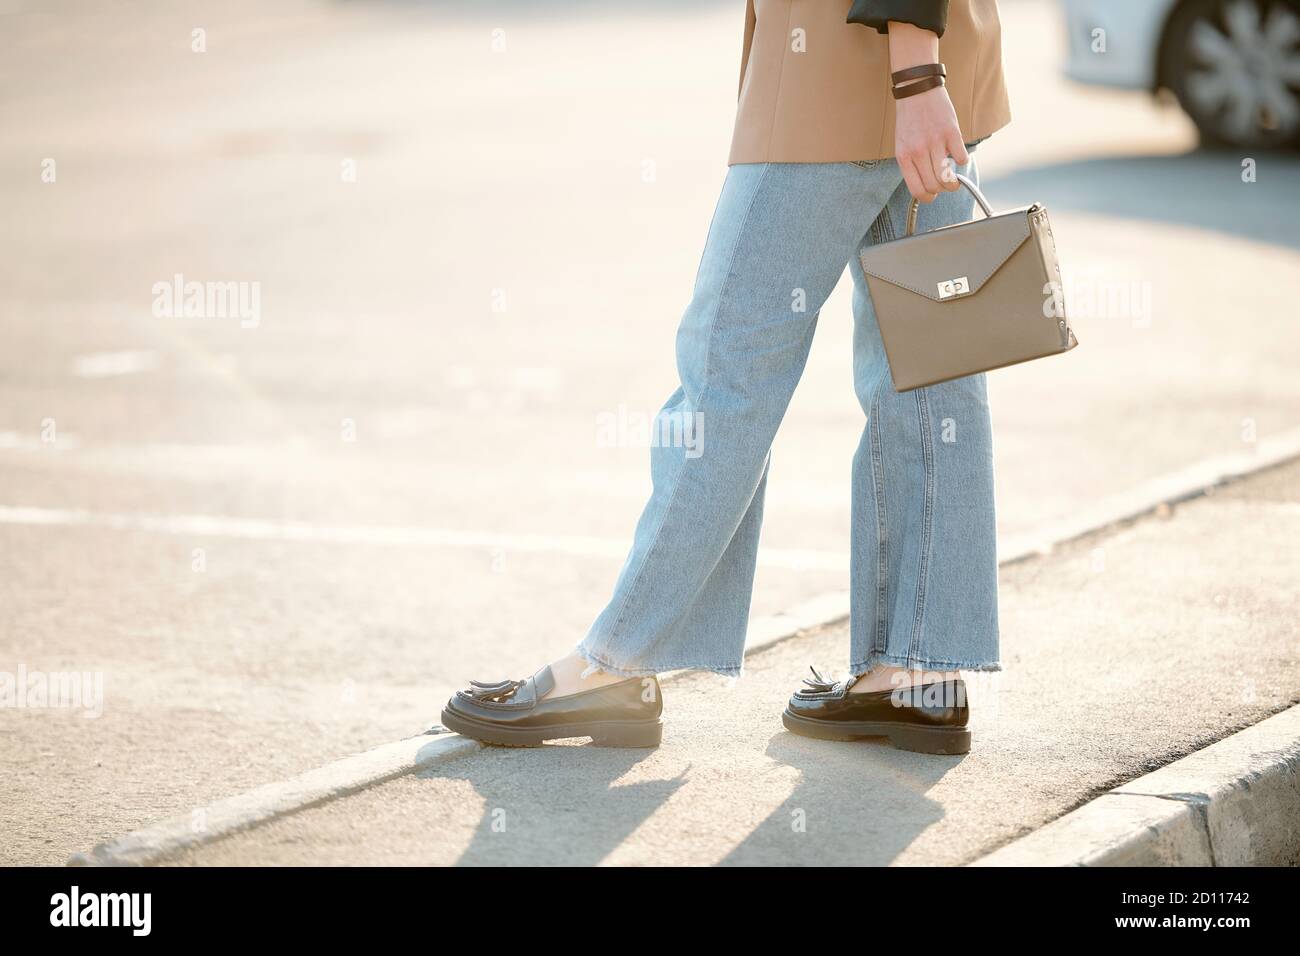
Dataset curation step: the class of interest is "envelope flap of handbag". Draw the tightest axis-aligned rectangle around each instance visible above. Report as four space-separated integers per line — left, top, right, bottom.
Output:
859 207 1036 303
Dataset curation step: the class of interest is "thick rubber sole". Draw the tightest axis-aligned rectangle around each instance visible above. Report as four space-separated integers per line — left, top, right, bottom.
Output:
440 708 663 749
781 708 971 755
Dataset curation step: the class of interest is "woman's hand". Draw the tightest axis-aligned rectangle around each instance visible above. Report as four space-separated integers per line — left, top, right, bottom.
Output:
887 21 967 203
895 85 968 204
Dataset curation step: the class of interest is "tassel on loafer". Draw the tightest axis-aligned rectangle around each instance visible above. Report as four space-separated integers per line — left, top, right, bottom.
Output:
440 665 663 748
782 667 971 755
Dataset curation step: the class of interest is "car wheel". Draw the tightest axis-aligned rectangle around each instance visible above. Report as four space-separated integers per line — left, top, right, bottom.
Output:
1161 0 1300 149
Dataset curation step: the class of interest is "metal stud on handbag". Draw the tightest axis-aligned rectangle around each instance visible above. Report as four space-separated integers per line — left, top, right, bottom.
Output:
858 174 1078 391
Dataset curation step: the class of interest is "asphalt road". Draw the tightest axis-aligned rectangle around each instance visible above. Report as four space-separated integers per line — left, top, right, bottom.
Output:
2 0 1298 864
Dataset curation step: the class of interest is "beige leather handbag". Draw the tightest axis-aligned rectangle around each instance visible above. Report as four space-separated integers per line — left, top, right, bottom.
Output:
859 174 1078 392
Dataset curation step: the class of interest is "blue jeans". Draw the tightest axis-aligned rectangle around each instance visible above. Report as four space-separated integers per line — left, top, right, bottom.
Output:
578 153 1000 678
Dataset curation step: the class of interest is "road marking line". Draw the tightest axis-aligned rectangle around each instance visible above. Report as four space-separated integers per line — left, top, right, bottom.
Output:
71 350 160 378
0 504 849 571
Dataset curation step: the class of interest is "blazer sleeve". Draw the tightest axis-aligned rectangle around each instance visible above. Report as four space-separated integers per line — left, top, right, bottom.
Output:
846 0 949 38
738 0 756 100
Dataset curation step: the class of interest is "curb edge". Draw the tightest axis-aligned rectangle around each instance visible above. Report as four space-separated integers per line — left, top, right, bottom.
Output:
69 733 481 866
968 702 1300 866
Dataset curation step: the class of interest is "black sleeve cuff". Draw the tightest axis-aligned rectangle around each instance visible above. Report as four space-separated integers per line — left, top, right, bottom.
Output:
846 0 949 39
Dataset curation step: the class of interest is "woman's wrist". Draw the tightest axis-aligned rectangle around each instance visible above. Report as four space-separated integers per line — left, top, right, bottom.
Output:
886 21 940 73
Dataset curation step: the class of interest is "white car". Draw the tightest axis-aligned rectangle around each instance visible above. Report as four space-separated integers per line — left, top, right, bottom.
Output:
1061 0 1300 148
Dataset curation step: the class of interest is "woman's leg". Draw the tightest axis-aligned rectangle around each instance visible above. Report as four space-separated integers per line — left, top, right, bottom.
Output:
846 152 1001 687
575 161 901 680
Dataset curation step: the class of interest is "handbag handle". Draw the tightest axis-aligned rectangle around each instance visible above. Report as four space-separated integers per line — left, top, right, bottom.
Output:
905 173 995 236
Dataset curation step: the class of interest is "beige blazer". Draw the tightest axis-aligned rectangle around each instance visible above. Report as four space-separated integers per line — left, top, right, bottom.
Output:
729 0 1011 164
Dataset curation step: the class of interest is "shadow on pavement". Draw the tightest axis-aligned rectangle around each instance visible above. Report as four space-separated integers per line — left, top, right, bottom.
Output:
414 732 958 865
719 731 959 866
415 744 684 866
981 149 1300 250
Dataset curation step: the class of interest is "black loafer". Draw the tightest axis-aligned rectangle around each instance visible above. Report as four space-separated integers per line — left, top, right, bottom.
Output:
781 667 970 755
440 665 663 748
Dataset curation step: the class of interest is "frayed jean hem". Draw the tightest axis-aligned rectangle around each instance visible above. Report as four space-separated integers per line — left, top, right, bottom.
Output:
849 651 1002 675
575 643 743 680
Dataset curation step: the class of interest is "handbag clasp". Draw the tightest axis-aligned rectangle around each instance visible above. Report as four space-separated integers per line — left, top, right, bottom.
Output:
937 276 970 299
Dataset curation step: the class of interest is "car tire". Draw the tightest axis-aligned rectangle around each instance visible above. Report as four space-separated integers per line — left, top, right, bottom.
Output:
1160 0 1300 149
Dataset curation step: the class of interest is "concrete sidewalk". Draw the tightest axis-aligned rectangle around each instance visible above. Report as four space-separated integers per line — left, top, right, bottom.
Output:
153 459 1300 866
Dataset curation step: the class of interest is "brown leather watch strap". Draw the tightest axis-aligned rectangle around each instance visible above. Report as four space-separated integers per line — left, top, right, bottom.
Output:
892 74 946 100
890 62 946 85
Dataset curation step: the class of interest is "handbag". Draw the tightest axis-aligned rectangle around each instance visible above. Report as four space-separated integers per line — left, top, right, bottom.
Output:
858 174 1078 392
